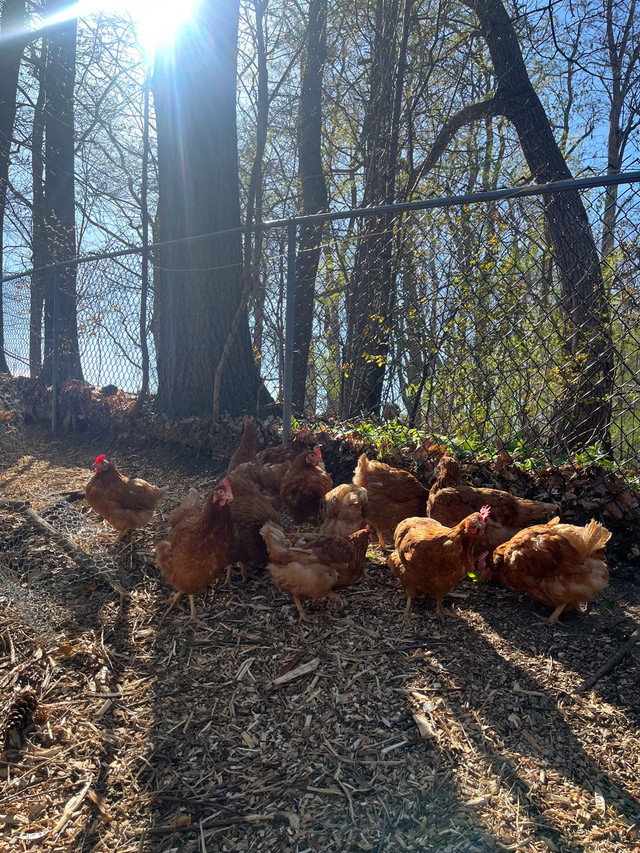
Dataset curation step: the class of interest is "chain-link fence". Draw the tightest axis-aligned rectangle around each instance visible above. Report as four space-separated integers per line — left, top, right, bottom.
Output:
2 172 640 465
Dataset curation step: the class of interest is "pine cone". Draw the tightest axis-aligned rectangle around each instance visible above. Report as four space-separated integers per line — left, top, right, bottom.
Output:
2 690 39 749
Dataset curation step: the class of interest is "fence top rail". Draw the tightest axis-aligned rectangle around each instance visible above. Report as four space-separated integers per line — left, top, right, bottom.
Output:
2 169 639 285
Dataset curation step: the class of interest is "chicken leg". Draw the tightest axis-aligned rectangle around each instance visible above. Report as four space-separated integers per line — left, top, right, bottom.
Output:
373 526 387 551
543 603 567 624
165 590 183 613
164 591 202 624
292 594 308 622
403 593 413 621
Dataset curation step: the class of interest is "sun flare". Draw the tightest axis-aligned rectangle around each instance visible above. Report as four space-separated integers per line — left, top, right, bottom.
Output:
77 0 199 56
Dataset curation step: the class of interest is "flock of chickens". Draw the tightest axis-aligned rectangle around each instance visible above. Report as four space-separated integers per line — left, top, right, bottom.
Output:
82 420 612 625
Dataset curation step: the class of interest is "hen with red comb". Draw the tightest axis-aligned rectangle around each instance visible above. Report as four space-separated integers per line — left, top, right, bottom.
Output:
387 508 490 623
85 455 167 538
427 455 557 551
278 445 333 524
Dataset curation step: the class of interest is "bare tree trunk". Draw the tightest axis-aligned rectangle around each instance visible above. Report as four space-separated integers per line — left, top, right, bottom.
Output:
0 0 26 375
153 0 264 417
340 0 413 418
30 54 46 377
41 0 82 384
420 0 613 451
600 0 638 259
249 0 268 409
291 0 328 414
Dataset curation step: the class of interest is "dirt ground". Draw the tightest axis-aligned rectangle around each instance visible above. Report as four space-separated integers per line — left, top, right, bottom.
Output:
1 426 639 853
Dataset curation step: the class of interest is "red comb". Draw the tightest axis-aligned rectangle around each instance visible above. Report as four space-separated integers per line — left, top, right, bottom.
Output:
222 477 233 496
94 454 106 465
314 445 322 457
480 505 491 521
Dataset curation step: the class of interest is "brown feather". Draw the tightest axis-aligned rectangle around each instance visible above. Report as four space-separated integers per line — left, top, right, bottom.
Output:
488 518 611 615
85 457 166 533
427 456 558 550
353 453 428 547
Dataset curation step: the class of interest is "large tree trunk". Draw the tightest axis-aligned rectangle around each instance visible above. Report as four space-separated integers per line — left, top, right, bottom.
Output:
291 0 328 415
152 0 263 417
340 0 412 418
468 0 613 452
420 0 613 451
0 0 26 375
30 54 46 377
41 0 82 384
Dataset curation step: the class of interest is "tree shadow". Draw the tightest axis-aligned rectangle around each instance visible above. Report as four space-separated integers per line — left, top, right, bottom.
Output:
466 574 640 730
398 603 640 851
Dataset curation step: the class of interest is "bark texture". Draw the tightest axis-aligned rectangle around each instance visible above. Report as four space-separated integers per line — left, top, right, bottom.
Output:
153 0 264 417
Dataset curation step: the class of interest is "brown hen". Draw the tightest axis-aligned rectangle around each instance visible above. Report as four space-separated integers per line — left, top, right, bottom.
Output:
85 454 167 537
387 507 490 622
427 455 558 551
155 479 236 621
481 517 611 622
230 460 291 510
261 522 370 620
353 453 428 549
226 466 281 580
318 483 369 538
279 446 333 524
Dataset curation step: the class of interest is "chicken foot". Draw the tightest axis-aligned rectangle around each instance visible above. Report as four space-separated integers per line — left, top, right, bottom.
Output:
535 602 567 624
326 592 344 612
292 595 308 622
163 591 203 625
224 562 249 586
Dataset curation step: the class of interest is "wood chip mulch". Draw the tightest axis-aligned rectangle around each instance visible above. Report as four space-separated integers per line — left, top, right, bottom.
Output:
1 427 639 853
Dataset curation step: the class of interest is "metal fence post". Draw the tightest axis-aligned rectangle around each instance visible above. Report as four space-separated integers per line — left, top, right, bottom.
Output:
51 266 60 432
282 220 296 443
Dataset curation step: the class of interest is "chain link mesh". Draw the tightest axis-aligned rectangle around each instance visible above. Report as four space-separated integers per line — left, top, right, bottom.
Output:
1 177 639 464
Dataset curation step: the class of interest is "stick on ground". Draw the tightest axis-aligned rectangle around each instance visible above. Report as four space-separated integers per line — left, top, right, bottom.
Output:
577 625 639 692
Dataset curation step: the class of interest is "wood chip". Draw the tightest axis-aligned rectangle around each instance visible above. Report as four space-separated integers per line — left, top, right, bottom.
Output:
1 430 638 853
412 712 439 740
268 657 320 688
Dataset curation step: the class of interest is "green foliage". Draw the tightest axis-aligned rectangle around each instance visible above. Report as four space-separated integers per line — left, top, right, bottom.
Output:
290 417 639 480
573 446 616 469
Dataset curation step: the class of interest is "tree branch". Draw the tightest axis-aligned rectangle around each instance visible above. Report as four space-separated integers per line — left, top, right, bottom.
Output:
412 97 505 186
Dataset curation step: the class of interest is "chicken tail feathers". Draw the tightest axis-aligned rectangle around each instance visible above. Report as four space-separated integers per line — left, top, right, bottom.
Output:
260 521 291 563
571 519 612 556
353 453 369 485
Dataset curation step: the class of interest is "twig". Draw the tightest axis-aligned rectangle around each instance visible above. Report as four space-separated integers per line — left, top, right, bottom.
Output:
268 657 320 688
145 812 289 835
577 626 639 692
335 776 355 822
52 777 93 837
